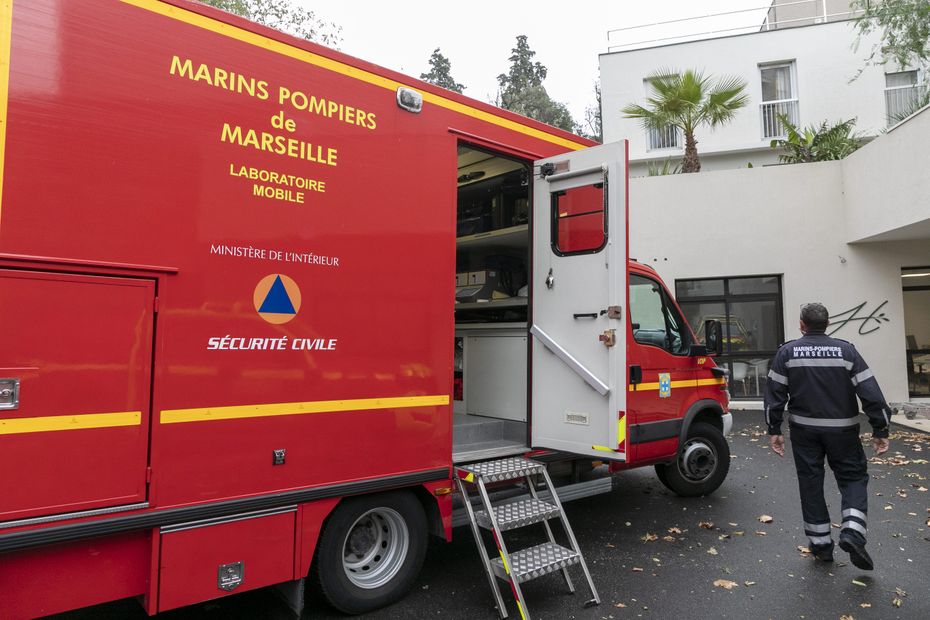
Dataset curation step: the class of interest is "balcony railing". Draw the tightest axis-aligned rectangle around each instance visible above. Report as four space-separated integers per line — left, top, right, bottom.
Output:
885 85 926 125
648 125 681 150
760 99 799 139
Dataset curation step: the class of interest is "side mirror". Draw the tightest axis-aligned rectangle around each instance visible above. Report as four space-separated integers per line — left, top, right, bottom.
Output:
704 320 723 356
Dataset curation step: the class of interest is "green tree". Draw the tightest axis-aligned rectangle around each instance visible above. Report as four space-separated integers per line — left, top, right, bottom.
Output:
769 116 863 163
852 0 930 68
420 48 465 93
621 69 748 173
201 0 341 46
496 35 575 132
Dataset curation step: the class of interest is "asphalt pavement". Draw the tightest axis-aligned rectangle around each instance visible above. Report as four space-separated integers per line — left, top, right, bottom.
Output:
54 411 930 620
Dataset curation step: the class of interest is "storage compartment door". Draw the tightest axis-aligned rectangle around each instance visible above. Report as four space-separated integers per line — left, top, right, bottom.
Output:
530 141 628 460
0 269 155 521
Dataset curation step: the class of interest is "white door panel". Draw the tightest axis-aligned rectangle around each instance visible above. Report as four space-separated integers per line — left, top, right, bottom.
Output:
531 141 628 460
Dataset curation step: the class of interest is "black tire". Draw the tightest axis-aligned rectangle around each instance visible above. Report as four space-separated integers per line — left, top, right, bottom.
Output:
655 422 730 497
313 491 427 615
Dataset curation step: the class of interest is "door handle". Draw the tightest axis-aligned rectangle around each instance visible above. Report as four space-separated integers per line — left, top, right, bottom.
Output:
573 313 598 319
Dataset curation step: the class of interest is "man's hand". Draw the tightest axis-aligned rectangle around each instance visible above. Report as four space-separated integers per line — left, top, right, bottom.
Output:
770 434 785 457
871 437 889 456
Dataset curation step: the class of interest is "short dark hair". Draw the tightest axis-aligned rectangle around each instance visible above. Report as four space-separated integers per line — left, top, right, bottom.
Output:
800 303 829 331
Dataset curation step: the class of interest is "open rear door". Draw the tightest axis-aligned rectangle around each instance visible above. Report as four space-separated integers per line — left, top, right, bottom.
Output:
531 141 628 461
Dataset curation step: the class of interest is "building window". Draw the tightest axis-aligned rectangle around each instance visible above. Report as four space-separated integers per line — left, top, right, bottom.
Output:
648 125 681 150
676 275 784 399
885 71 925 126
643 78 681 150
759 62 798 139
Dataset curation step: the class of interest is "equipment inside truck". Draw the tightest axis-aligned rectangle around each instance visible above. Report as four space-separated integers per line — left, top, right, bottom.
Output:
453 144 532 462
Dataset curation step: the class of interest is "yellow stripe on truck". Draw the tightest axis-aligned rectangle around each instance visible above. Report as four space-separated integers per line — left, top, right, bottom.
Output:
160 395 450 424
630 378 725 392
119 0 587 151
0 411 142 435
0 0 14 231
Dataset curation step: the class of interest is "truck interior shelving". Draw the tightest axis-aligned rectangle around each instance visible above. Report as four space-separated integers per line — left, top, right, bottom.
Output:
452 144 533 462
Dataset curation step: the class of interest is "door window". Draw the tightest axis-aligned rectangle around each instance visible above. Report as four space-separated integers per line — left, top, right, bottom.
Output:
630 274 689 355
551 183 606 255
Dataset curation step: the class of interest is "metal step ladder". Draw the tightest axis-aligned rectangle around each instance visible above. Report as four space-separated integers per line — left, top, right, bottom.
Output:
455 456 600 620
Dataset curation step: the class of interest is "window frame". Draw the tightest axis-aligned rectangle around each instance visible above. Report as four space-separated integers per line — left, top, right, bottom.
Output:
758 60 799 140
675 275 785 399
550 181 608 257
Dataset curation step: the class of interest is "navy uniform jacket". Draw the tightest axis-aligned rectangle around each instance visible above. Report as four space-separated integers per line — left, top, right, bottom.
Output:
763 330 891 438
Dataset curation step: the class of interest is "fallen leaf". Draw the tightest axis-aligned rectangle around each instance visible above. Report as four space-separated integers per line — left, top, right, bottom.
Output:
860 603 871 608
632 567 643 572
884 505 893 511
668 527 683 535
606 543 616 548
707 547 719 555
733 531 745 536
642 533 658 542
893 597 903 608
699 521 715 529
840 615 855 620
852 579 867 587
895 587 907 597
728 522 738 526
917 486 928 492
755 531 767 536
897 490 908 498
713 579 738 590
615 602 627 608
662 535 676 542
718 534 730 540
744 580 756 586
797 545 811 556
758 515 774 524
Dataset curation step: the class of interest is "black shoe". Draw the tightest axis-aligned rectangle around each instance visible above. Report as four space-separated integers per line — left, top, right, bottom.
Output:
839 537 873 571
810 542 834 562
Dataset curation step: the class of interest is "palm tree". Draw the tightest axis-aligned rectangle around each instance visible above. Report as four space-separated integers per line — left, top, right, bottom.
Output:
622 69 749 173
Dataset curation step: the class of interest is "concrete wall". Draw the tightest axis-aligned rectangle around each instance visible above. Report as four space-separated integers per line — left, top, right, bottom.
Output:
629 162 930 402
843 107 930 243
601 21 891 171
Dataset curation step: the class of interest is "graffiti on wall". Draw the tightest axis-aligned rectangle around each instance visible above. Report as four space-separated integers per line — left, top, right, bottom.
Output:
827 301 890 336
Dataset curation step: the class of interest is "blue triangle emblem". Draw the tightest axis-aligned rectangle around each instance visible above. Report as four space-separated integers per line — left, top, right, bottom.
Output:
258 275 296 314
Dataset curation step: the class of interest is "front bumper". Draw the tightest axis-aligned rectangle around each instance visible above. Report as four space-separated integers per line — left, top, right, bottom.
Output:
722 412 733 437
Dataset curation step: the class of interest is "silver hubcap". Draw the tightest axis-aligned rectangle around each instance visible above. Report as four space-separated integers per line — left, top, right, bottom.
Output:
679 439 717 481
343 507 409 589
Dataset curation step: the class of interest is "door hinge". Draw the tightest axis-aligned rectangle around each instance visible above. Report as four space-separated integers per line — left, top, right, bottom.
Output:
599 329 616 347
145 466 153 483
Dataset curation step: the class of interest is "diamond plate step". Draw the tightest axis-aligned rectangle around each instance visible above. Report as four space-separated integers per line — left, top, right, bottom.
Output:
475 498 560 532
490 542 580 584
456 457 545 483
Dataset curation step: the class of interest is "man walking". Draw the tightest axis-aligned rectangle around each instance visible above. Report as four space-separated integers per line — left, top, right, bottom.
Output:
764 303 891 570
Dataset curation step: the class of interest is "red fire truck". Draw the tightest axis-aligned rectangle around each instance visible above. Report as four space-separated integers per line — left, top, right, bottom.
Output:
0 2 731 618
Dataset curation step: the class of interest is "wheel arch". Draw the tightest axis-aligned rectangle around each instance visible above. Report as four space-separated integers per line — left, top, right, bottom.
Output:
678 399 725 446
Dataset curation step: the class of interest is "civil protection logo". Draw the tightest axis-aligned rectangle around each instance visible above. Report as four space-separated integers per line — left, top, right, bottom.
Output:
253 274 301 324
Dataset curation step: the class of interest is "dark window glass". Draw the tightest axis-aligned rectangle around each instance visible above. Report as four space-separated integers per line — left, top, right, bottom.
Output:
676 275 784 399
552 184 605 255
728 276 780 295
676 279 725 299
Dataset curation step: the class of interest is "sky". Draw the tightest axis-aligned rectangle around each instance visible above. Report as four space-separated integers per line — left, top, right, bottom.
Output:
304 1 773 123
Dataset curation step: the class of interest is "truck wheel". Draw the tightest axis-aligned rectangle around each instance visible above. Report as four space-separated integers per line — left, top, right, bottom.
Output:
314 491 427 614
655 422 729 497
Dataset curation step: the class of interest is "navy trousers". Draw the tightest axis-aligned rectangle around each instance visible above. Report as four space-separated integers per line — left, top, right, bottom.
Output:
789 424 869 546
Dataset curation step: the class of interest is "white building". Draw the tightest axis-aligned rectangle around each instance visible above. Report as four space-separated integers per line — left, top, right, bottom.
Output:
599 4 929 407
600 6 924 176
